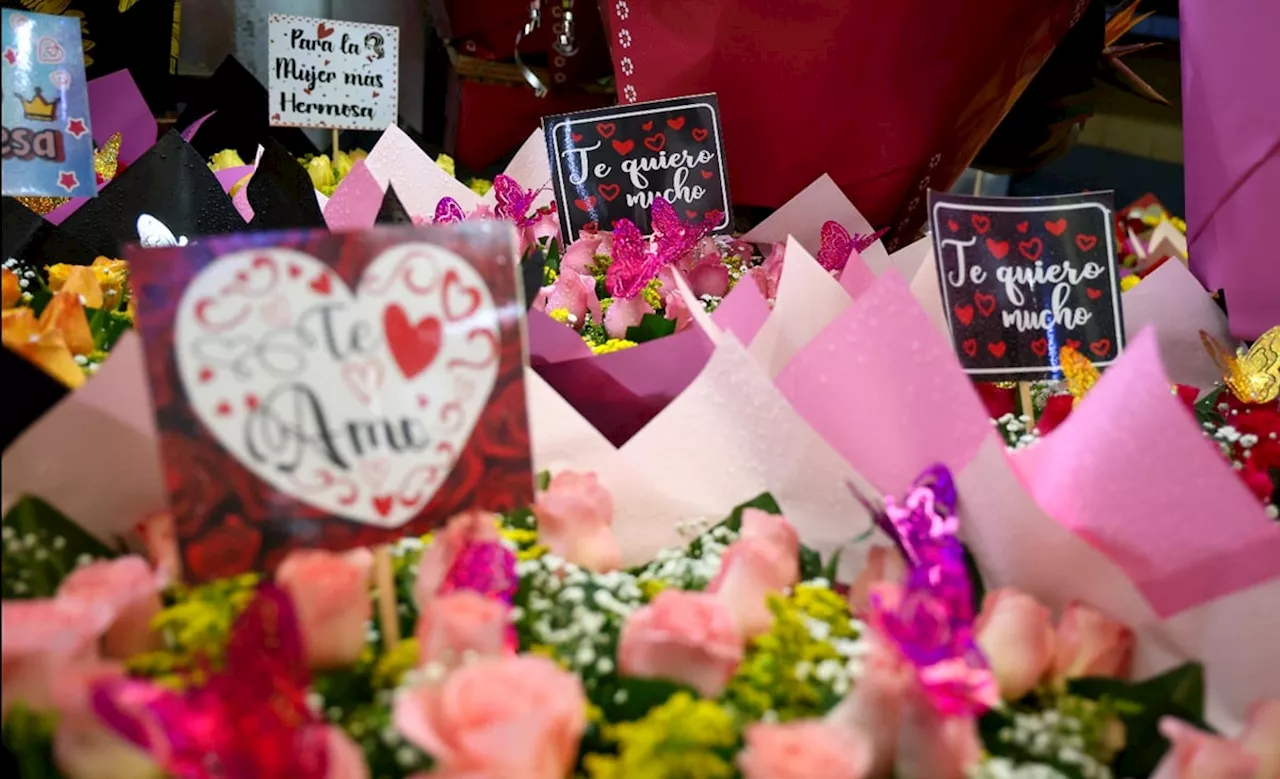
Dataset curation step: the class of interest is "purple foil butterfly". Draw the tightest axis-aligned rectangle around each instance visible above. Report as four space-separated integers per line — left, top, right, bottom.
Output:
433 197 466 224
816 220 889 272
606 198 717 299
850 465 998 716
491 174 543 228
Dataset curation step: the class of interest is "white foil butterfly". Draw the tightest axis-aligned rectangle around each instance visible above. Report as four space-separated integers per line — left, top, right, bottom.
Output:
136 213 189 248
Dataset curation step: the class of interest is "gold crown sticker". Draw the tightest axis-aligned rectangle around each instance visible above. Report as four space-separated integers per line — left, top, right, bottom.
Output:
20 88 60 122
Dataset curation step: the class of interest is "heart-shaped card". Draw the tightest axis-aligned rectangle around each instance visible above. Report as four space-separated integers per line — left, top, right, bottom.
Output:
128 222 531 580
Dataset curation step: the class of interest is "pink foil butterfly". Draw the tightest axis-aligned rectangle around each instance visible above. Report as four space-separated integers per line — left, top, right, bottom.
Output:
816 220 889 272
491 174 543 228
606 198 716 299
90 585 331 779
433 197 466 224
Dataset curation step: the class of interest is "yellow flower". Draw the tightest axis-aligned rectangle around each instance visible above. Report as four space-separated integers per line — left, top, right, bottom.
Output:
88 257 129 309
548 308 572 325
208 148 247 171
638 578 668 601
228 173 253 198
1120 275 1141 293
468 178 493 196
435 154 456 178
305 155 336 191
591 339 638 355
1 269 19 309
584 692 738 779
642 278 664 309
2 306 85 388
350 149 368 164
333 150 355 181
372 637 421 689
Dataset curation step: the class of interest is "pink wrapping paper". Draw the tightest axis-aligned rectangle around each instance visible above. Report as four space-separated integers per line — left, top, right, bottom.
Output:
741 174 890 273
322 161 385 232
86 70 157 168
748 238 852 376
710 278 771 344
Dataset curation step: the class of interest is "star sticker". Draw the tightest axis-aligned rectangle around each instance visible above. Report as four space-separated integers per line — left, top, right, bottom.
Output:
65 117 88 139
3 48 16 66
57 170 79 192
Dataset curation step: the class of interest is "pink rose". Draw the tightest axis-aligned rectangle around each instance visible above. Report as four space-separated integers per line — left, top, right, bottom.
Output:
1050 601 1134 683
560 232 611 276
415 511 502 608
394 655 586 779
50 661 161 779
1241 701 1280 779
57 556 164 659
738 720 872 779
416 591 513 670
532 470 621 572
534 271 601 328
826 639 911 777
135 511 180 583
604 294 654 339
686 258 731 299
519 210 561 254
745 243 785 303
894 690 982 779
1 598 111 719
1151 718 1259 779
974 589 1055 700
708 511 800 638
324 725 372 779
847 546 907 617
276 548 373 669
618 590 743 697
662 288 694 332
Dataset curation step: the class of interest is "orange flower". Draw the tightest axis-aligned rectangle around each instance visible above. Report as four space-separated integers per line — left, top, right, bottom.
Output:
39 291 95 356
48 265 104 309
1 269 19 309
1 307 85 388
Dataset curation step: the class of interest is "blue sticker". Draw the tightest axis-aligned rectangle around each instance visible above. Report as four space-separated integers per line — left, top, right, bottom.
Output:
1 9 96 199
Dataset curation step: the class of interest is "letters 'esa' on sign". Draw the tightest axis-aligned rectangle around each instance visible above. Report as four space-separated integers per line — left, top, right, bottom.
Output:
267 14 398 132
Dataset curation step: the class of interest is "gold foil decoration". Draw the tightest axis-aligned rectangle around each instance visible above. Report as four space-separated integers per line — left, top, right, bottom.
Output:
15 196 67 216
16 134 122 216
1060 345 1100 406
1201 326 1280 405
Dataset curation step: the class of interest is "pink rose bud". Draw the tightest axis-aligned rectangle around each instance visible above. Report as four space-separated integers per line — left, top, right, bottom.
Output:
1241 701 1280 779
533 471 622 573
1 599 111 720
276 548 373 669
393 655 586 779
1151 717 1259 779
134 511 180 583
1051 601 1135 683
414 510 502 609
975 589 1055 701
738 720 872 779
618 590 744 697
708 512 799 638
416 591 514 670
57 556 165 659
323 725 371 779
847 546 907 616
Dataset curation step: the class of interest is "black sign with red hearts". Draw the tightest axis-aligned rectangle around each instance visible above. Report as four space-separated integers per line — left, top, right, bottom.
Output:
927 191 1125 382
542 93 732 244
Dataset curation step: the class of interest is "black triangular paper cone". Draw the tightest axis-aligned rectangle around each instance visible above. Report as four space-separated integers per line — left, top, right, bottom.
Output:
56 132 247 258
0 347 69 453
246 139 328 231
2 197 53 264
176 56 318 160
523 248 547 309
375 184 413 225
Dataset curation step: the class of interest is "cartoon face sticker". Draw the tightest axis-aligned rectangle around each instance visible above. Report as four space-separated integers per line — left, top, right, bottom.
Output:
363 32 385 60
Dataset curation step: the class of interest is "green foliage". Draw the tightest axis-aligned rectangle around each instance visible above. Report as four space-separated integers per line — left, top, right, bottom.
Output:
1 705 64 779
1 495 116 599
624 313 677 343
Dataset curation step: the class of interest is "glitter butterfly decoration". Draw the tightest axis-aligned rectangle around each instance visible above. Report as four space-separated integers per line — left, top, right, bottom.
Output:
1059 345 1100 406
606 198 716 299
491 174 542 228
433 197 466 225
91 585 330 779
1200 325 1280 404
848 465 998 716
816 220 889 272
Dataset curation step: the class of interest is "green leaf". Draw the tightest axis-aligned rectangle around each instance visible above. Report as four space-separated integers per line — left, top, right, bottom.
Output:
1 495 117 598
721 493 781 533
961 543 987 613
1069 662 1209 778
543 237 562 275
1194 386 1226 428
2 705 64 779
820 548 845 584
799 544 823 581
90 308 132 352
624 313 677 343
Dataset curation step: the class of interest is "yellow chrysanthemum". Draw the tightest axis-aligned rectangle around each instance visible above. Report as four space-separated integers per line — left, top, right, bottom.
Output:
1120 274 1141 292
468 178 493 196
584 692 738 779
435 154 456 178
642 278 664 309
372 637 421 689
591 339 638 355
208 148 247 171
548 308 572 325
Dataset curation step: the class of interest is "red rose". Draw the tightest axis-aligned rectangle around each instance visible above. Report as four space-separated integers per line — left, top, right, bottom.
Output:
472 379 533 460
159 431 229 537
185 513 263 582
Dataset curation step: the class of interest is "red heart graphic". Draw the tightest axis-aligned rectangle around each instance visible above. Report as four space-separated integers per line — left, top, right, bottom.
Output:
442 270 482 322
597 184 620 202
574 196 598 211
974 291 997 317
571 132 583 142
373 495 394 517
316 22 335 38
1045 218 1068 236
947 219 960 232
384 305 442 379
1018 237 1043 262
667 116 686 131
954 304 975 326
962 338 978 357
686 209 699 219
1067 339 1082 351
986 238 1010 260
596 122 616 138
271 113 281 121
215 401 232 417
1075 234 1098 252
371 91 379 98
198 367 215 383
1089 338 1112 358
1030 338 1048 357
972 214 991 234
1016 221 1029 233
691 127 708 142
288 264 302 278
644 133 666 152
1086 287 1103 300
245 394 260 411
324 59 330 66
303 88 313 95
987 341 1008 359
309 274 332 295
701 169 714 180
612 139 635 155
641 120 654 131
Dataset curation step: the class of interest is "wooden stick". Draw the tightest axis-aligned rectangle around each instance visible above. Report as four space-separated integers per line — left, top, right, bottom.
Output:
331 128 340 157
1018 381 1037 428
374 545 400 648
